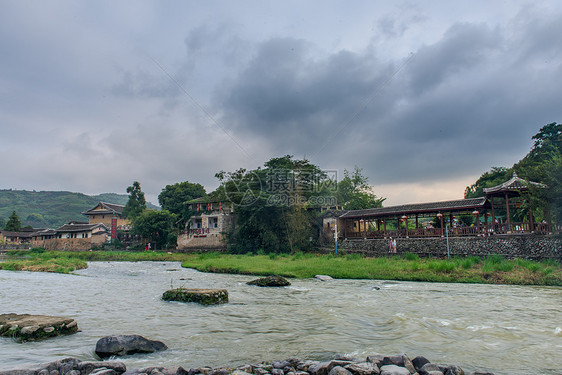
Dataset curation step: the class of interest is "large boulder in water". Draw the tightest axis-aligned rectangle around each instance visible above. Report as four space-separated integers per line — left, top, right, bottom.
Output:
95 335 167 359
247 275 291 287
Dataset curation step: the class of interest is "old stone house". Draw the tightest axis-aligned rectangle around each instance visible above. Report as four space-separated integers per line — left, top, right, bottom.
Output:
81 202 130 229
32 222 109 250
176 197 235 251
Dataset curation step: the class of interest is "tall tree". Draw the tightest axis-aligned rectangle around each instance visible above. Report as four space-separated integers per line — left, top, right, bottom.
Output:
131 210 177 250
5 211 22 232
123 181 147 219
158 181 206 227
336 166 385 210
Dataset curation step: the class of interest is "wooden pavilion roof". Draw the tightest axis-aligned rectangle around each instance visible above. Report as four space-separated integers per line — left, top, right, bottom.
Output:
338 197 488 219
483 172 545 195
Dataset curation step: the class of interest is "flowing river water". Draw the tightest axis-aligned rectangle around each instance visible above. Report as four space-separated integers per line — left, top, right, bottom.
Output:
1 262 561 374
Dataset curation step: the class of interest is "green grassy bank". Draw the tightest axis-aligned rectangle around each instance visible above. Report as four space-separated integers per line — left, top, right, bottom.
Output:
1 249 561 285
182 252 562 286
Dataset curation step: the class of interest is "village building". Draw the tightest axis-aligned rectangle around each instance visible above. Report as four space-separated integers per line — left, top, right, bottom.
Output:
81 202 130 229
176 197 235 251
0 228 36 245
31 222 109 250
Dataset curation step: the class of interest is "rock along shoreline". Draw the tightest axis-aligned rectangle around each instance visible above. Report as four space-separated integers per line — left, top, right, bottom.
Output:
0 353 496 375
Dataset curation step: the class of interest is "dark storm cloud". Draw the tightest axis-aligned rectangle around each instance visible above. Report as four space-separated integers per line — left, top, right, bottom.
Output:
216 15 562 185
218 37 395 149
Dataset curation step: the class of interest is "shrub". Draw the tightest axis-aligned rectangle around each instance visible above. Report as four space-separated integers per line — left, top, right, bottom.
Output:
404 252 419 261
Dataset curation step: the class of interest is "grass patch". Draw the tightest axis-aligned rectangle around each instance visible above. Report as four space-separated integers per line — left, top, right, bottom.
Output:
2 250 560 286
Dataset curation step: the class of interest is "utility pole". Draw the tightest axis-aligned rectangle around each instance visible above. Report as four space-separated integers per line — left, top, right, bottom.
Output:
446 222 450 259
334 222 338 255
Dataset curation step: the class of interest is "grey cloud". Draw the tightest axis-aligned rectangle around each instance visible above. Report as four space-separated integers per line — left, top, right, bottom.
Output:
215 16 562 186
218 37 395 152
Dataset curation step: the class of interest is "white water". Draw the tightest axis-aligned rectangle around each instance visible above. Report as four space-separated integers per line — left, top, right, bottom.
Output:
1 262 561 374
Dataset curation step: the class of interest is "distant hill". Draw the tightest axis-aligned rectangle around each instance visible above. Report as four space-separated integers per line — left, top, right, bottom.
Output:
0 190 159 229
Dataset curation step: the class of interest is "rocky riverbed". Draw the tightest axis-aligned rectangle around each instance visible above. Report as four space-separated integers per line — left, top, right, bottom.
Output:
0 353 496 375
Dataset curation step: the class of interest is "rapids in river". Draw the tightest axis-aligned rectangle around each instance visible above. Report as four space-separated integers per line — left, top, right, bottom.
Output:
0 262 561 374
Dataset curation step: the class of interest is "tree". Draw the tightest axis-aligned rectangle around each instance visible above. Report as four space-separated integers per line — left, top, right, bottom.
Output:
131 210 177 249
464 122 562 223
216 155 331 253
336 166 385 210
158 181 206 227
464 167 513 198
123 181 147 219
5 211 22 232
0 217 5 230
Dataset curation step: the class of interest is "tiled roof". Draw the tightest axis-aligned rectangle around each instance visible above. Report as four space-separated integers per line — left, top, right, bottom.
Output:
56 223 108 233
339 197 487 219
0 230 34 238
483 172 545 194
82 202 124 215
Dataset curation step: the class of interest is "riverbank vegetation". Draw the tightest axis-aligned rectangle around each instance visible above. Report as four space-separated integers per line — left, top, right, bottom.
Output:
181 252 562 286
1 249 560 285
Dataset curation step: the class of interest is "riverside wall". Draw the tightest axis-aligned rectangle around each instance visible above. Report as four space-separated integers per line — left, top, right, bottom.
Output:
335 234 561 261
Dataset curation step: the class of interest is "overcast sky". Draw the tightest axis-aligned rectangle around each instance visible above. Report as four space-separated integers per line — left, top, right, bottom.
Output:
1 1 561 206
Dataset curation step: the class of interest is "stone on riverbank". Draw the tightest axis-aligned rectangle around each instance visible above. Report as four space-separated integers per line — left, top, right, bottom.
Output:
0 354 494 375
95 335 167 359
162 288 228 305
247 275 291 287
0 313 79 342
0 357 125 375
315 275 333 281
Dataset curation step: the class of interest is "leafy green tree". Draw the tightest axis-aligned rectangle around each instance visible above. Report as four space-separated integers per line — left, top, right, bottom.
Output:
514 123 562 222
123 181 147 219
336 166 385 210
464 167 513 198
464 122 561 223
5 211 22 232
131 210 177 249
216 155 329 253
0 217 5 230
158 181 206 227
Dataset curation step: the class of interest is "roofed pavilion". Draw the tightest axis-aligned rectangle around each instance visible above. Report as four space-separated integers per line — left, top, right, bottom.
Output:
334 173 552 240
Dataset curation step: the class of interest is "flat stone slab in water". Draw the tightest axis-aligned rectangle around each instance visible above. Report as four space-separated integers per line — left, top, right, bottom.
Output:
162 288 229 305
0 313 79 342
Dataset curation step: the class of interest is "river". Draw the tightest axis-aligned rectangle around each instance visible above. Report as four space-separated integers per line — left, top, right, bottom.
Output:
0 262 561 374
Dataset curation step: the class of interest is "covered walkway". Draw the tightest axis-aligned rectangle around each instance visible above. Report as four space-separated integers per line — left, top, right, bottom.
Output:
336 173 557 239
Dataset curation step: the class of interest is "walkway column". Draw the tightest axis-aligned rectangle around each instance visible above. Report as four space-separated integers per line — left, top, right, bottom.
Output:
491 198 496 232
505 193 511 233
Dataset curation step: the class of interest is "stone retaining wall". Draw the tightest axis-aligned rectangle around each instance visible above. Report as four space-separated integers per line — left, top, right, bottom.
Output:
335 235 561 261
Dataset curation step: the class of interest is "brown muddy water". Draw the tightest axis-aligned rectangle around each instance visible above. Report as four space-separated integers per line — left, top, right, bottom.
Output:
0 262 560 374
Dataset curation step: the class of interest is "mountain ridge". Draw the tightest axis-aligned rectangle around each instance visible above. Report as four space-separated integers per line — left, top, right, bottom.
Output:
0 189 159 229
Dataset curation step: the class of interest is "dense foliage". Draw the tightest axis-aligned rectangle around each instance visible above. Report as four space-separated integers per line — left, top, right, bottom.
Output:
465 122 561 222
158 181 206 227
131 209 177 249
215 156 331 253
